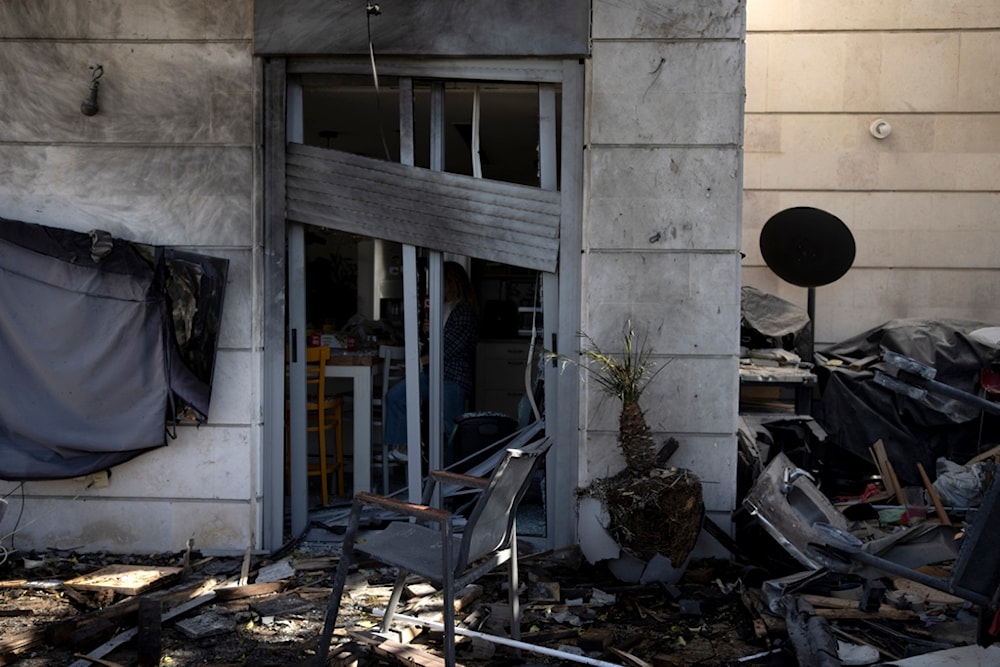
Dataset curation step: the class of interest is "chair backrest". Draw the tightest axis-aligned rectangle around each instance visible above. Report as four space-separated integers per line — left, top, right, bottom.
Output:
455 436 552 570
379 345 406 404
306 345 331 402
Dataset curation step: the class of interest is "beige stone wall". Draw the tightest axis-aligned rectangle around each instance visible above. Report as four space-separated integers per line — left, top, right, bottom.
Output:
744 2 1000 345
584 0 746 544
0 1 260 554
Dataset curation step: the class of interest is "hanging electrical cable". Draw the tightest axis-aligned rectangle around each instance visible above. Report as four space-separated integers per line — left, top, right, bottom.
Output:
365 1 393 162
471 86 482 179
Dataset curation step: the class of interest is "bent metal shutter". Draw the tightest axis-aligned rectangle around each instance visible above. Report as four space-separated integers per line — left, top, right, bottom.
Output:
285 142 560 272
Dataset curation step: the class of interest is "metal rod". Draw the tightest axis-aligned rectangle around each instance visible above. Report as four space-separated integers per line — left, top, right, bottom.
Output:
835 548 991 608
373 609 624 667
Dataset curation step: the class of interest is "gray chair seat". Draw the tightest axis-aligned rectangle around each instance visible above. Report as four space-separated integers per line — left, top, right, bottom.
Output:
315 432 552 667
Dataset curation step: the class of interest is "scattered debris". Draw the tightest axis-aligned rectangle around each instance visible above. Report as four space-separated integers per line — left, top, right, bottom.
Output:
63 564 182 596
1 309 997 667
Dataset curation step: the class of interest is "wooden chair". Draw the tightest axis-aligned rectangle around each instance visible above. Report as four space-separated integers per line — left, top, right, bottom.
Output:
287 346 345 506
373 344 406 491
315 435 552 667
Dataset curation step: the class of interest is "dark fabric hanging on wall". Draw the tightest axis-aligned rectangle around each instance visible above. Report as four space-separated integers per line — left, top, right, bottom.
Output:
0 217 227 480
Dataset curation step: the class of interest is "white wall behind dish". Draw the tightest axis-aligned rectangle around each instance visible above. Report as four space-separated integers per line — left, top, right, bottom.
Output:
744 2 1000 346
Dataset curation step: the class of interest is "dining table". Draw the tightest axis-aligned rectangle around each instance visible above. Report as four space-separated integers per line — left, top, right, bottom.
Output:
324 349 377 495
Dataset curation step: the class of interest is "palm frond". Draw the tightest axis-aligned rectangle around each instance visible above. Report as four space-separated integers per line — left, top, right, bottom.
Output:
548 321 668 405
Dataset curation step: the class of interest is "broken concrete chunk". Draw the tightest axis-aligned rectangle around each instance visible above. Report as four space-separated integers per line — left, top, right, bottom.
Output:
255 559 295 583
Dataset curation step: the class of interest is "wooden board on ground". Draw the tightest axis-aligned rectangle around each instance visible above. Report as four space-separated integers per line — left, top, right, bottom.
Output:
373 637 448 667
64 565 183 596
893 575 964 606
870 440 902 502
214 581 285 601
350 630 449 667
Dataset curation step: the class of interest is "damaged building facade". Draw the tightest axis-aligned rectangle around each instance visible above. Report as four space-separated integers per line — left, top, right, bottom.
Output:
0 1 747 555
0 0 997 567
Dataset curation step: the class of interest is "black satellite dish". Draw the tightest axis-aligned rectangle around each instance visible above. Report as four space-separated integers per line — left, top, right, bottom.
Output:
760 207 855 288
759 206 855 357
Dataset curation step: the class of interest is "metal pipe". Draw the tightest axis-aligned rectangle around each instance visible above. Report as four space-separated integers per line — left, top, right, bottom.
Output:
835 548 991 608
372 609 624 667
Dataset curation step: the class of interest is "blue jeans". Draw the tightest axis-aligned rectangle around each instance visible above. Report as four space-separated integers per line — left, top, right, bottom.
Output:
383 370 468 452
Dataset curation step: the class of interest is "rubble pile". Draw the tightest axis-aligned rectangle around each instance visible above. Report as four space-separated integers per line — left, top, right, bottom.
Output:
736 299 1000 665
1 306 999 666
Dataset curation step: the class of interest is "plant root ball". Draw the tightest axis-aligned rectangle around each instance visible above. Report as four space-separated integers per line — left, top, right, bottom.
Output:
583 467 705 566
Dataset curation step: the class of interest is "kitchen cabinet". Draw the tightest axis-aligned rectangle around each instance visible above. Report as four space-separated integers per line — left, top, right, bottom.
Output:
475 340 539 418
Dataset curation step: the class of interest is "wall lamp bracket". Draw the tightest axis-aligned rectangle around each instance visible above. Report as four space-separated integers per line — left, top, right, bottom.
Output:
81 64 104 116
869 117 891 140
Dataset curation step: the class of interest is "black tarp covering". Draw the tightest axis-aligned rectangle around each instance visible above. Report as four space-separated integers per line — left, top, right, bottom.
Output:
815 319 1000 486
0 217 227 480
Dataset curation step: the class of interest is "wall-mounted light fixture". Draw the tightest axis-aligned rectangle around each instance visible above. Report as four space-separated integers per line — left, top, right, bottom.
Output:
869 117 892 140
80 65 104 116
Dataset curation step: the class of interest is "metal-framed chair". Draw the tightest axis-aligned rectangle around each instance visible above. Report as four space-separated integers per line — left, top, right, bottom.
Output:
315 435 552 666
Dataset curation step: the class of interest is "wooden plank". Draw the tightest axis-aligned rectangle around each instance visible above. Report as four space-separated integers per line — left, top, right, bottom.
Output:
966 443 1000 466
349 630 445 667
326 353 375 366
136 598 162 667
238 544 252 587
67 591 217 667
408 584 482 617
64 565 183 596
214 581 285 601
68 619 118 652
917 462 952 526
0 628 47 665
798 594 919 620
893 575 965 606
331 640 368 667
292 557 337 571
812 607 918 620
870 440 902 502
48 576 221 647
371 637 448 667
608 646 655 667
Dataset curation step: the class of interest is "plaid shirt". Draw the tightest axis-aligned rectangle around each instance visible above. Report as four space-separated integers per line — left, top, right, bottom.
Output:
442 300 477 394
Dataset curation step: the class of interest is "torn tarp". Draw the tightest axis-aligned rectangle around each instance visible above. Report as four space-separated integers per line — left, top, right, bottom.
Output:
0 217 227 480
815 319 1000 487
740 286 812 360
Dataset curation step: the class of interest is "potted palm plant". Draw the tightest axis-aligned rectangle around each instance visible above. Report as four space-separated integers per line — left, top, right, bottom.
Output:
558 323 705 584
